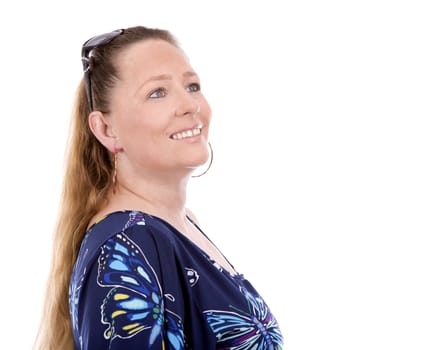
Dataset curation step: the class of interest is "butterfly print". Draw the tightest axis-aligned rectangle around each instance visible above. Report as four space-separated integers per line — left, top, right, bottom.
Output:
204 286 283 349
98 231 185 349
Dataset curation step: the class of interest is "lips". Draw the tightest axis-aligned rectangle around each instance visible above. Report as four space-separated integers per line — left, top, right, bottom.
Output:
170 126 202 140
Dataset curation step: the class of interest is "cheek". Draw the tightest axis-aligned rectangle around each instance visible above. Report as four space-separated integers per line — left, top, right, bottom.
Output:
114 101 167 135
127 119 164 140
114 115 159 150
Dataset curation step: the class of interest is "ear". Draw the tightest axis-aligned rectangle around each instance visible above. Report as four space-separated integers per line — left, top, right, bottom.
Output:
88 111 122 152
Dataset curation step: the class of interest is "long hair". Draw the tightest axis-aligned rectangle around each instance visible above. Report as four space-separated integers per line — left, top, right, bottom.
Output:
35 26 178 350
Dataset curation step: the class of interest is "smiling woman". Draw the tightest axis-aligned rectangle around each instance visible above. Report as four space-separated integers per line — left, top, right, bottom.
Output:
89 38 211 181
34 26 283 350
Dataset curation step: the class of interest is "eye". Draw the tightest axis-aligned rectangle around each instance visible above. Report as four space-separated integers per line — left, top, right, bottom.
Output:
186 83 201 93
149 88 167 99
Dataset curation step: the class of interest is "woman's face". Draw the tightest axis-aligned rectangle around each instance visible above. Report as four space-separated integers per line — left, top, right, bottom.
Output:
107 39 212 178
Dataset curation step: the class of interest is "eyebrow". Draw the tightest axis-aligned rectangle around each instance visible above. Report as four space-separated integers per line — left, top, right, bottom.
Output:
137 71 197 92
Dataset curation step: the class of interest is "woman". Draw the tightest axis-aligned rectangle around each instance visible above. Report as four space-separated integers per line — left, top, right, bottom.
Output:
36 26 283 349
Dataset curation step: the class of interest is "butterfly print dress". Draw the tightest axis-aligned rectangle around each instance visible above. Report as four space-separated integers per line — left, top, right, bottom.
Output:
69 210 284 349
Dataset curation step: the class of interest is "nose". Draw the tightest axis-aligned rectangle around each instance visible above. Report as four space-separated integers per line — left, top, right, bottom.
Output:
174 90 200 117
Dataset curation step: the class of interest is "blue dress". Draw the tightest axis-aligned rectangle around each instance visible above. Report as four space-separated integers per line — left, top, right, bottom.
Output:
69 210 284 349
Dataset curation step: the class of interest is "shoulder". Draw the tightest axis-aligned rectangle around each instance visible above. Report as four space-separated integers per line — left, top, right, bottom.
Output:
73 211 186 294
90 212 190 297
71 213 188 349
86 210 177 242
77 211 179 269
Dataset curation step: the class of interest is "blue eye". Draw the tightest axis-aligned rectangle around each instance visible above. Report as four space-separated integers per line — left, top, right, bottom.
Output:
149 88 167 99
187 83 200 92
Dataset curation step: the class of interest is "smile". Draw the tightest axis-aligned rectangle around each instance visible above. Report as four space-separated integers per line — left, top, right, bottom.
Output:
170 126 202 140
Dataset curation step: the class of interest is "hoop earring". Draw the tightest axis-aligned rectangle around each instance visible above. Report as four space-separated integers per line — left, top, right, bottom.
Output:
112 152 118 193
192 142 213 178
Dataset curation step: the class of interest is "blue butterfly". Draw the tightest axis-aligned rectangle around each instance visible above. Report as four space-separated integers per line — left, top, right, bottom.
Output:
98 231 185 349
204 286 283 349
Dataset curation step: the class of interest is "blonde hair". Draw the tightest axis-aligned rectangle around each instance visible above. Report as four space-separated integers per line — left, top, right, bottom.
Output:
35 26 178 350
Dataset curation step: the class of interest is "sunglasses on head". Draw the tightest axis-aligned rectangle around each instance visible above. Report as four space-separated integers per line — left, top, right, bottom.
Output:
81 29 124 112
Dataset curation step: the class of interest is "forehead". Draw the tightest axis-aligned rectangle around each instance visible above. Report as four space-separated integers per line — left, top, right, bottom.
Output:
114 39 192 83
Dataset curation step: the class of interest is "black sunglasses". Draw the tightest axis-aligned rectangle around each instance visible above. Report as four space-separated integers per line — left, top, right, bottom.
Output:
81 29 124 112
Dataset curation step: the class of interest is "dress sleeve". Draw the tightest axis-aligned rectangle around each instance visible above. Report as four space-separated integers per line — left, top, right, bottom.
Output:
76 223 187 349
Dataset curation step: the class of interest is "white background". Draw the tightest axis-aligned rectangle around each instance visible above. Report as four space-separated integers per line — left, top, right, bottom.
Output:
0 0 443 349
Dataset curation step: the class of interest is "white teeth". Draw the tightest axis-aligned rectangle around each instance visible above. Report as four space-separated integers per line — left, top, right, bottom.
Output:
171 127 202 140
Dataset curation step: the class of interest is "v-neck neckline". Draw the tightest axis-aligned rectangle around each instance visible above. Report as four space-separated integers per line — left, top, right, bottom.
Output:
89 210 242 279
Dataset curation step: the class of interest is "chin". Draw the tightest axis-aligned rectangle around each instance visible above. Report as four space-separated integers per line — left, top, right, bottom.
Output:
189 147 210 168
194 153 210 167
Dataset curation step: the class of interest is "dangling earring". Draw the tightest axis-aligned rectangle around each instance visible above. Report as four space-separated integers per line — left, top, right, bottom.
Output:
192 142 213 178
112 152 118 193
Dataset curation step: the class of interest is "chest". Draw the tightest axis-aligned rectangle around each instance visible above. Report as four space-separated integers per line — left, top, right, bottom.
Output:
183 226 238 276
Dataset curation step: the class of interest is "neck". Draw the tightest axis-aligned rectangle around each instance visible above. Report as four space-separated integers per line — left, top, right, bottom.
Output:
112 174 190 225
